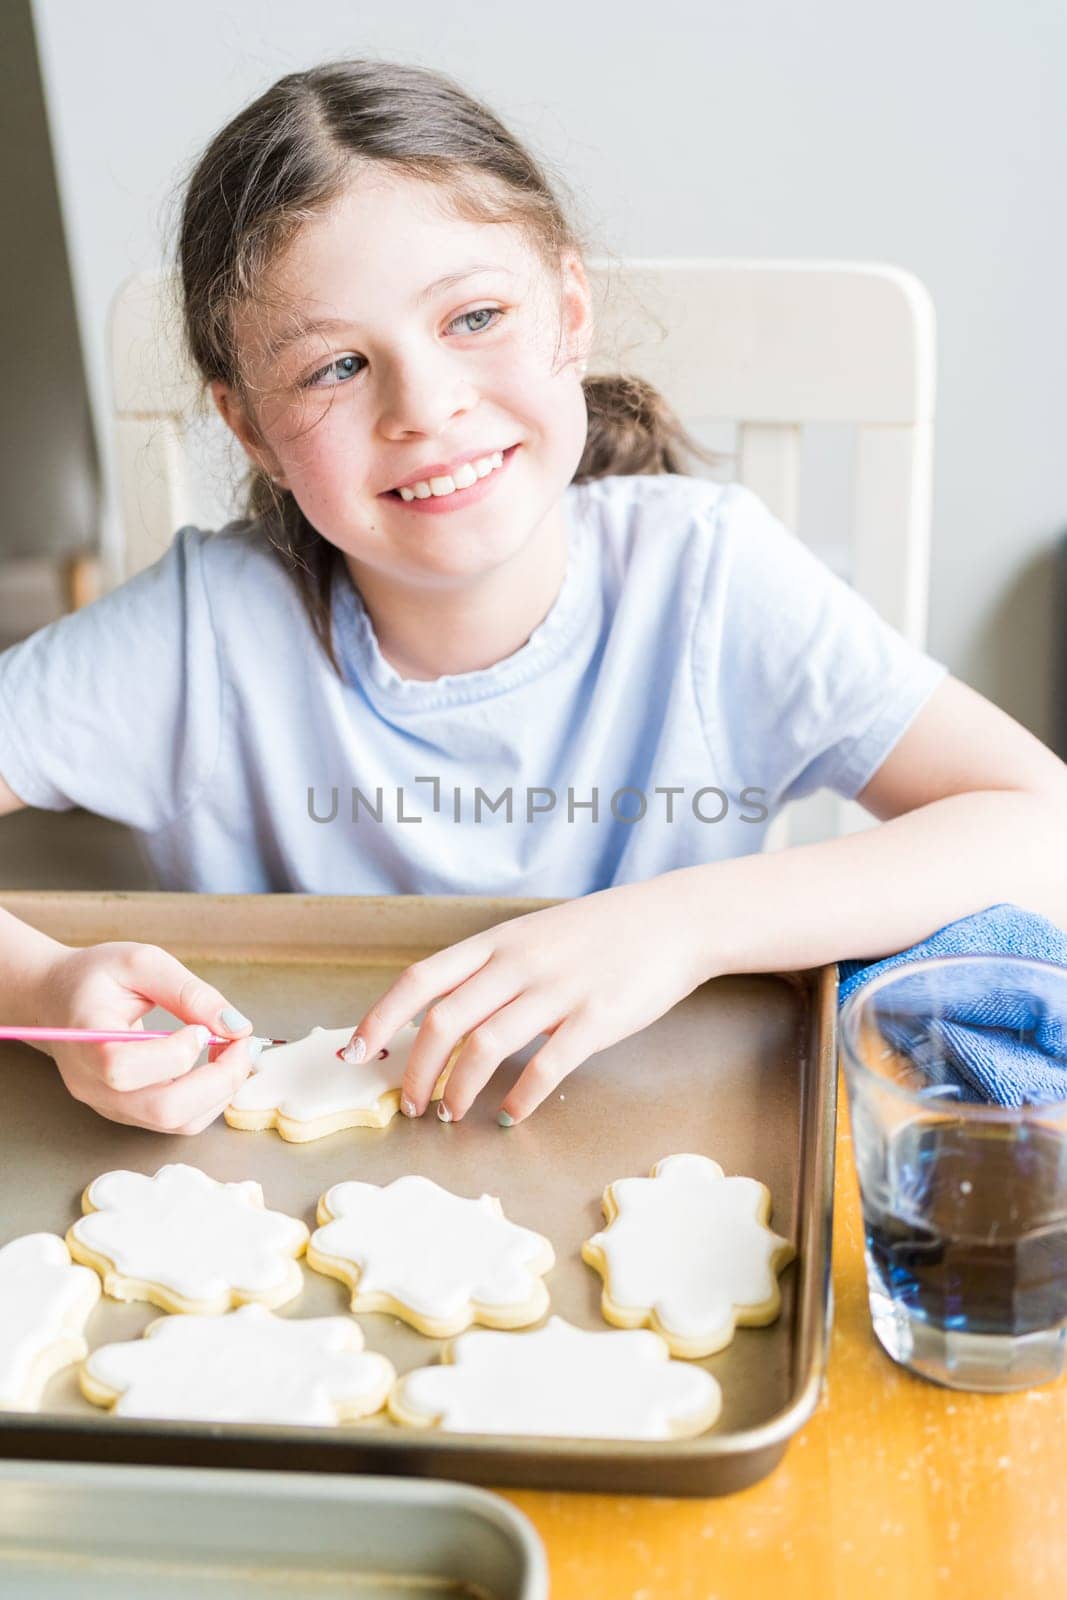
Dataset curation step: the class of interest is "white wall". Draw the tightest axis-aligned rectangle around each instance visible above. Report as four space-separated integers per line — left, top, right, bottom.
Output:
31 0 1067 741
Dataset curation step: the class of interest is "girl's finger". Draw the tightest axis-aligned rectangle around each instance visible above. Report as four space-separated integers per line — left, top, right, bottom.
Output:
88 1023 214 1094
498 1011 603 1125
118 944 254 1040
343 936 495 1063
438 989 560 1122
400 961 520 1117
175 1088 247 1136
114 1040 254 1133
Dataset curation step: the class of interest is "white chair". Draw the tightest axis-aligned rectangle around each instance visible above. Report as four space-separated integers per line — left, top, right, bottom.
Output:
110 261 936 845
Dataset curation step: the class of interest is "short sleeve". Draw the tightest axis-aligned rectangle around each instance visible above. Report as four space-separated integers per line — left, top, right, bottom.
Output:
0 529 222 831
692 484 948 807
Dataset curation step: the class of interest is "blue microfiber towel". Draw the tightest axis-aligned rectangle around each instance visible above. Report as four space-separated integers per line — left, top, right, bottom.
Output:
838 903 1067 1107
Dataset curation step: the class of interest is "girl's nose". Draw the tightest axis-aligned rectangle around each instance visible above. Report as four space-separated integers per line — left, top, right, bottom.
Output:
378 351 477 439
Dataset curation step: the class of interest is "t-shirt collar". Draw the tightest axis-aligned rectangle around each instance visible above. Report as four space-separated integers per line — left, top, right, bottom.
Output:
333 483 595 710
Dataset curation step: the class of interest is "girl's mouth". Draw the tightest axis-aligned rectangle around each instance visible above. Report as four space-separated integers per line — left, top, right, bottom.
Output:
383 444 520 515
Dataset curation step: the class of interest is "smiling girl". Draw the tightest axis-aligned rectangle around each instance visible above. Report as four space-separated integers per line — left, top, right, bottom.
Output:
1 59 1066 1132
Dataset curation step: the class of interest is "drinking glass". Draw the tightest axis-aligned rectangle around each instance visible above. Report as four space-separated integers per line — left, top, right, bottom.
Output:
839 955 1067 1391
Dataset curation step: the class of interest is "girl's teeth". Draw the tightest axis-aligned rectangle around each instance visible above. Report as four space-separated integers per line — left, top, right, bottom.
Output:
395 450 507 502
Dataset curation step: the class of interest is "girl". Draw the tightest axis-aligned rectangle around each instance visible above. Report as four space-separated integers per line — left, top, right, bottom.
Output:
1 60 1066 1134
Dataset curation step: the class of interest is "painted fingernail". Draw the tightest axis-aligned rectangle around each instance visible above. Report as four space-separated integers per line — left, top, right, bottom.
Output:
437 1101 453 1123
247 1038 265 1062
192 1025 213 1051
219 1006 251 1033
341 1036 367 1065
401 1096 418 1118
497 1111 515 1128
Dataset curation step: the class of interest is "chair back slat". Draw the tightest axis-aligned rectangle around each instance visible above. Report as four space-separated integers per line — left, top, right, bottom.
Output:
737 422 802 529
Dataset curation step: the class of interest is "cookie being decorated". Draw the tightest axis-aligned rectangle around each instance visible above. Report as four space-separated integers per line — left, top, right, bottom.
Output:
581 1153 794 1357
225 1022 451 1142
390 1315 721 1440
81 1303 394 1425
67 1164 309 1316
307 1174 554 1338
0 1234 101 1411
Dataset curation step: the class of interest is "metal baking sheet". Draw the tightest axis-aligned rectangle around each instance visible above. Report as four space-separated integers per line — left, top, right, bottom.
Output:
0 891 835 1497
0 1462 547 1597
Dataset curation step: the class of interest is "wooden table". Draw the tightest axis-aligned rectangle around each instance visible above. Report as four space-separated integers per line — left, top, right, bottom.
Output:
504 1082 1067 1599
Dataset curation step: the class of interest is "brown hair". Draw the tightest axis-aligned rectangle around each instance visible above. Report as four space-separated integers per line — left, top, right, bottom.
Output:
177 59 710 667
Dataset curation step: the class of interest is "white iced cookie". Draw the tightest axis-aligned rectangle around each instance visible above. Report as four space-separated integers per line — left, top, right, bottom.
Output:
67 1164 309 1316
0 1234 101 1411
390 1315 721 1441
80 1303 395 1426
225 1021 452 1142
581 1153 794 1358
307 1174 555 1338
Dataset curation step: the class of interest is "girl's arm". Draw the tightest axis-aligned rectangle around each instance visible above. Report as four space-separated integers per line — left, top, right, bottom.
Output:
0 772 25 816
348 676 1067 1124
672 674 1067 976
0 904 64 1014
0 903 256 1132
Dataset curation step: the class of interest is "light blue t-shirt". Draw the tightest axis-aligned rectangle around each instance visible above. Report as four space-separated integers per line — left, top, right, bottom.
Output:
0 474 946 894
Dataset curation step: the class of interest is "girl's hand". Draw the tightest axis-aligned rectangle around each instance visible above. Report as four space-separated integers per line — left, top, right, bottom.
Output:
32 940 259 1133
343 875 710 1125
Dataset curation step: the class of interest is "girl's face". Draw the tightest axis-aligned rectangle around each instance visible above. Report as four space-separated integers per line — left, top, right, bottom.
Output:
213 172 593 593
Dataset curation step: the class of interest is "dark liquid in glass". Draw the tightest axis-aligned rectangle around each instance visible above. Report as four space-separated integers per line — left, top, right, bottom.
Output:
863 1119 1067 1336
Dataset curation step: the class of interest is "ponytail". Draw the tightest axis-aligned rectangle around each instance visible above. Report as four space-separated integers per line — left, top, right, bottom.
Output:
574 373 714 481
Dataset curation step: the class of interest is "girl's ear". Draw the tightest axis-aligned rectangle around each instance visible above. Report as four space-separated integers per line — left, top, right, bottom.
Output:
559 250 594 374
209 380 290 488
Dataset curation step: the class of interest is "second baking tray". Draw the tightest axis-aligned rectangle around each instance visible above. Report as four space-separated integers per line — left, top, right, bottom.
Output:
0 1463 546 1597
0 891 835 1497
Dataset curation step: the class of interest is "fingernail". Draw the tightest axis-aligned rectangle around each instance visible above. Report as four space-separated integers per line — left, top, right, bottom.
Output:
220 1006 251 1034
341 1036 366 1065
401 1096 418 1118
192 1025 213 1051
437 1101 453 1123
498 1111 515 1128
247 1038 265 1062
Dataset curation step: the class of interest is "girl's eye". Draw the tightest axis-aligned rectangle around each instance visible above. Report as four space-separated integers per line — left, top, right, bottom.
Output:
447 306 503 336
302 308 502 388
305 354 364 389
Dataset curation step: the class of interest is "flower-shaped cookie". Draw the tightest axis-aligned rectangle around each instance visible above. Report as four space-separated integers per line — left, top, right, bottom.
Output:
0 1234 101 1411
81 1303 394 1425
390 1315 721 1440
225 1021 449 1142
582 1153 794 1357
67 1164 309 1315
307 1174 554 1338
